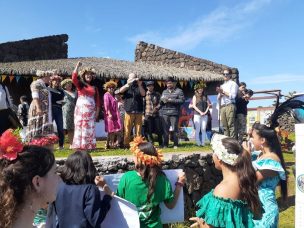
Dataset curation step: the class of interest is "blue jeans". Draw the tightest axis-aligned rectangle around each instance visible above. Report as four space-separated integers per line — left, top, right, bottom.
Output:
52 106 64 147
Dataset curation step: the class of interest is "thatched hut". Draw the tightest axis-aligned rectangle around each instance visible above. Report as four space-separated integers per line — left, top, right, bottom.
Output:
0 57 225 104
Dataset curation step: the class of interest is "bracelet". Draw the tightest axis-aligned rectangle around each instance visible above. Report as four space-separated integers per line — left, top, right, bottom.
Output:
175 182 184 187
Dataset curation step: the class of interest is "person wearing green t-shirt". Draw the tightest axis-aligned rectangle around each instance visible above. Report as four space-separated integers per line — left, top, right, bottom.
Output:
189 134 262 228
117 137 186 228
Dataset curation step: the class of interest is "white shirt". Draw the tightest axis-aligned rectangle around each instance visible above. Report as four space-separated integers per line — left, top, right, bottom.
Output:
0 84 12 110
219 80 238 105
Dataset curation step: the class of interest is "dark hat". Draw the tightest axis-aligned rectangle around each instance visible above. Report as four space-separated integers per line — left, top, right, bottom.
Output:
145 81 154 86
166 77 175 82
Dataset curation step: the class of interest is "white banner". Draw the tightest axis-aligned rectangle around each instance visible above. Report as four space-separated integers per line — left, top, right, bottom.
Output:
295 124 304 227
100 192 140 228
103 169 184 224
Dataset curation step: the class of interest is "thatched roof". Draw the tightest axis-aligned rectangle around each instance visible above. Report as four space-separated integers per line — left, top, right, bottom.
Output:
0 57 224 82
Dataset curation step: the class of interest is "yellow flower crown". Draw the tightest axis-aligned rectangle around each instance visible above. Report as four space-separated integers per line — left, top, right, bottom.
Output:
130 136 163 166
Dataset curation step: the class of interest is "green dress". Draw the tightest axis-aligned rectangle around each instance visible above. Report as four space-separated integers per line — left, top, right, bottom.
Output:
196 189 254 228
117 170 174 228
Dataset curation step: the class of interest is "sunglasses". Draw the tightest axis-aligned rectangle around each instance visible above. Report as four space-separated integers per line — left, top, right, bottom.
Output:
223 73 230 76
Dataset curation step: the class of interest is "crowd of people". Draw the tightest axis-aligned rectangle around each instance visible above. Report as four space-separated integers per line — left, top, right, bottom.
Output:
0 63 288 228
1 62 254 150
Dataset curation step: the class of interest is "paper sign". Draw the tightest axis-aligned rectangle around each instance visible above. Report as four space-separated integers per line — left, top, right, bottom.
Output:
103 169 184 224
100 192 140 228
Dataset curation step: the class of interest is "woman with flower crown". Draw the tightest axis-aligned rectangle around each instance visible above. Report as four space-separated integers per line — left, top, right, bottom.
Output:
71 61 101 150
0 129 60 228
189 134 261 228
191 82 211 147
116 136 186 228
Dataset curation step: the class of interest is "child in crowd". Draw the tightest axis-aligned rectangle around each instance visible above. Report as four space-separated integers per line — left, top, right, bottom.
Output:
0 129 59 228
116 136 186 228
190 134 261 228
243 122 287 227
47 151 113 228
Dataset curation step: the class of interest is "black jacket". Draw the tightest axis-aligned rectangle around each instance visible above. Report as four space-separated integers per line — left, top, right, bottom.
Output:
123 84 144 113
160 87 185 116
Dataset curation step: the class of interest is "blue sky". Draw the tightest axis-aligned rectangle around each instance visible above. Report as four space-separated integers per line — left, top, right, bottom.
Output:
1 0 303 107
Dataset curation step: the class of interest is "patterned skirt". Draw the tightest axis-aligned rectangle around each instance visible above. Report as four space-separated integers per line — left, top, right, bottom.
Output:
72 96 96 150
26 101 53 141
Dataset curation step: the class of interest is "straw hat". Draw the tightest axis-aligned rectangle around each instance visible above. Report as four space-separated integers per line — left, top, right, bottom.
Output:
79 67 96 77
127 73 139 84
103 80 117 90
61 79 73 89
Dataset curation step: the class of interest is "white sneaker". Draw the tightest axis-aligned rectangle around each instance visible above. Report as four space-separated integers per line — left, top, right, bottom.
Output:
173 146 178 149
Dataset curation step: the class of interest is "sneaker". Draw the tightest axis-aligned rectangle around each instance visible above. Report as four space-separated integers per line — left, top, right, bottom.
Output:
57 146 64 150
173 146 178 149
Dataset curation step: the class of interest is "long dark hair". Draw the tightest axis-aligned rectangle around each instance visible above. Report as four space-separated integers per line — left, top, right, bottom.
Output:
135 142 164 202
252 123 288 199
59 151 97 185
0 146 55 228
221 138 262 218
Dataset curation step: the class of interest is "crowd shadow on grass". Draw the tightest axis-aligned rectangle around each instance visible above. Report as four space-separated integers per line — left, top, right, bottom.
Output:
278 195 295 212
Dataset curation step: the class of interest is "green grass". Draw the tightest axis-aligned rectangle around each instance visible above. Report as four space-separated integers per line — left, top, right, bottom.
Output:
54 141 212 158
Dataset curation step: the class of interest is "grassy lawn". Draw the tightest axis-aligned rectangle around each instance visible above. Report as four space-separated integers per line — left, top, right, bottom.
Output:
54 140 212 158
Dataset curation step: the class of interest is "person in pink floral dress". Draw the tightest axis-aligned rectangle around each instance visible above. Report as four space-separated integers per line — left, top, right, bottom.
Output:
103 81 122 148
71 61 101 150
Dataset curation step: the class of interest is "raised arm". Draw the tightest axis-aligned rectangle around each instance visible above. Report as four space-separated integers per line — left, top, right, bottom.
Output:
72 61 82 89
165 172 186 209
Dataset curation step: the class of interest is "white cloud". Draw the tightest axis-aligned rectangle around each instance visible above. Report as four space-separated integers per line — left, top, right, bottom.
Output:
248 73 304 85
127 0 273 50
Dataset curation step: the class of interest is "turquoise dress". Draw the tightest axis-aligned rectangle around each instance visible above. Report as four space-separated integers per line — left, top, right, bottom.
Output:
196 190 254 228
252 151 286 228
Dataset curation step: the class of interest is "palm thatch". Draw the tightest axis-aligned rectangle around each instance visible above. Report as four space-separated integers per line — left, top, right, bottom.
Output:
0 57 224 82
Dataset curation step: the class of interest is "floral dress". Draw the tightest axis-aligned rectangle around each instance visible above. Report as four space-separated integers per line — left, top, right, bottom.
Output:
196 189 254 228
62 91 76 130
26 79 53 141
71 72 101 150
252 152 286 227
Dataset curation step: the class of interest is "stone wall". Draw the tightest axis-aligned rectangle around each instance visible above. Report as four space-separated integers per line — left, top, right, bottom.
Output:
0 34 68 62
135 41 239 83
56 152 222 219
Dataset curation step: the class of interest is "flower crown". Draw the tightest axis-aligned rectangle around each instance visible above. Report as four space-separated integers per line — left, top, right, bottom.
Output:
211 134 238 166
0 129 24 161
28 135 59 147
130 136 163 166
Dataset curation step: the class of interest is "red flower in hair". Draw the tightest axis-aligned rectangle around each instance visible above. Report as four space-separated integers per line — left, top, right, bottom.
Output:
0 129 24 161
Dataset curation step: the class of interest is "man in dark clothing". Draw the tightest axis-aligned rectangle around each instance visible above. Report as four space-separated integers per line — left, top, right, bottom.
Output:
235 82 253 142
143 81 163 146
17 95 29 127
116 73 145 147
160 77 185 149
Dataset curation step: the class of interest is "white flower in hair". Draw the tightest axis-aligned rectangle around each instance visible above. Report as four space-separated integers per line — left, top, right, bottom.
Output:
211 134 239 166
